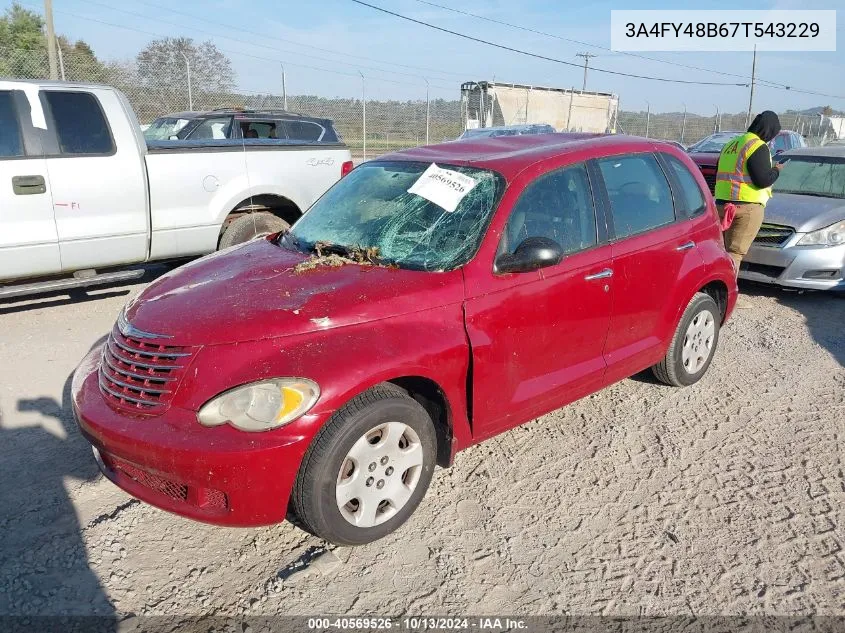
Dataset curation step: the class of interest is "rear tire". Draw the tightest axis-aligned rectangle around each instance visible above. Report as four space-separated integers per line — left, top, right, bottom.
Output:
218 212 288 250
291 384 437 546
652 292 720 387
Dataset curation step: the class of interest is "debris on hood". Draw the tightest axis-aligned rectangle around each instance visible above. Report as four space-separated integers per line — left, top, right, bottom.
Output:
293 242 395 274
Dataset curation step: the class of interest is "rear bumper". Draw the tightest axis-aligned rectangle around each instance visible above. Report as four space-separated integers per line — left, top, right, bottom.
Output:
741 239 845 292
72 346 316 527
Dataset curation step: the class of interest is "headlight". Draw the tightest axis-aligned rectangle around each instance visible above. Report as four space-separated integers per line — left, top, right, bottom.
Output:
197 378 319 432
797 220 845 246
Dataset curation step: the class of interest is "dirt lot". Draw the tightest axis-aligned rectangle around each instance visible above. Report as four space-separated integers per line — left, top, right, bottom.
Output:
0 271 843 621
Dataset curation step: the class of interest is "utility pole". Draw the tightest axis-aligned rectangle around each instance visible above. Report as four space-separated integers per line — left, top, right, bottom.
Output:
576 52 597 92
44 0 59 80
745 44 757 127
645 101 650 138
359 71 366 160
56 37 65 81
423 77 430 145
180 52 193 111
281 64 287 110
680 103 687 144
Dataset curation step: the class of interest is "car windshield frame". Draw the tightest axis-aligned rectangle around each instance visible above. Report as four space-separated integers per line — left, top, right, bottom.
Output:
772 155 845 199
285 160 507 272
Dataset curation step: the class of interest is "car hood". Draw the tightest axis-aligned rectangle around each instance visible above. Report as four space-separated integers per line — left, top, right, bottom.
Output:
688 152 719 167
123 238 464 346
764 193 845 233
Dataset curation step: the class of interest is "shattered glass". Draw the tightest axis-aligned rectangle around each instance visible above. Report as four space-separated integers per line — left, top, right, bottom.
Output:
288 161 506 271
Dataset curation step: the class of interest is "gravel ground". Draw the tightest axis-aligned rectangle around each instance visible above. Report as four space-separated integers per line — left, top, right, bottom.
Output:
0 271 843 622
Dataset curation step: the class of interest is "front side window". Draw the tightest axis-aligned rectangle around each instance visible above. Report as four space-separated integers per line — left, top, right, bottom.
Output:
44 91 114 155
504 163 597 255
240 120 279 139
663 154 707 216
288 161 505 271
770 134 789 154
144 117 192 140
0 91 24 158
188 117 233 140
598 153 675 239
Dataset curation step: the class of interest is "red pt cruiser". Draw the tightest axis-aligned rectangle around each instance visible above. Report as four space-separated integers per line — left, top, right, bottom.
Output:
73 134 737 545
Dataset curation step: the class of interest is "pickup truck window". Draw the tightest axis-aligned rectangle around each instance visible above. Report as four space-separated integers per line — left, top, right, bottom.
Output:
44 91 114 155
0 91 24 158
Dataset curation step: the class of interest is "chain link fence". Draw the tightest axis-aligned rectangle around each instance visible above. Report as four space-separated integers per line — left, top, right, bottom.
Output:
2 47 840 158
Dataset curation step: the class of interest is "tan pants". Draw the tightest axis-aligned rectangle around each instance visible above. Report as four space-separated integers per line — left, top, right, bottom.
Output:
717 202 765 277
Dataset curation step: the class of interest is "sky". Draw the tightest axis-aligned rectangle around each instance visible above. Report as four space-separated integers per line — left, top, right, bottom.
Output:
5 0 844 114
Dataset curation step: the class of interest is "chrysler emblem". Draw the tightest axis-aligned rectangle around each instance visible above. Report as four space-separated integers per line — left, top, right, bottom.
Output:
117 310 172 340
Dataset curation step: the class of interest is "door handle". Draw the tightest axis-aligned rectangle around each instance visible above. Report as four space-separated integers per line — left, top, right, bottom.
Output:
584 268 613 281
675 241 696 251
12 175 46 195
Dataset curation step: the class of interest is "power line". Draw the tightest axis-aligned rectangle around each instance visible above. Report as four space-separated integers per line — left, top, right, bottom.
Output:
31 4 457 92
348 0 749 87
74 0 461 87
408 0 845 99
133 0 481 83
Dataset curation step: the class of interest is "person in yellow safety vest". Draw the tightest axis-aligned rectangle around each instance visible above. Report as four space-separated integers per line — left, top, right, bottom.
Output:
714 110 785 276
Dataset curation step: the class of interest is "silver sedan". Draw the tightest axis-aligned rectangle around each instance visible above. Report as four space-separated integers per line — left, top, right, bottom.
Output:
740 146 845 292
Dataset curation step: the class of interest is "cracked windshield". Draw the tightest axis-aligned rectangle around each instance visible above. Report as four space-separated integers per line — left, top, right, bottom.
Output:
287 161 505 271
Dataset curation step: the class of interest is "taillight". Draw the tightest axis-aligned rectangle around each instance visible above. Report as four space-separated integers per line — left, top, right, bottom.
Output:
341 160 354 178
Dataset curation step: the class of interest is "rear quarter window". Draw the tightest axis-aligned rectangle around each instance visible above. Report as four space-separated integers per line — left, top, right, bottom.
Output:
44 91 114 155
663 153 707 217
283 120 325 142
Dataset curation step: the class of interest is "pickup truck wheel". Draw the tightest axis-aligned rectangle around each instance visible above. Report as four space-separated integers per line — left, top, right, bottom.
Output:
218 212 288 250
652 292 720 387
291 384 437 546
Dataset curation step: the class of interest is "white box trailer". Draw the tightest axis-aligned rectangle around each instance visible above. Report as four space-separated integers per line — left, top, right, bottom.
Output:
461 81 619 134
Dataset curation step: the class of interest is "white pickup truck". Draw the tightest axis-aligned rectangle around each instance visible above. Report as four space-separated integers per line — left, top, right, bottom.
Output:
0 79 353 298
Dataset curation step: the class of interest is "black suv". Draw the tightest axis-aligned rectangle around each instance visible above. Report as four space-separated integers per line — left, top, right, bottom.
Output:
144 108 342 143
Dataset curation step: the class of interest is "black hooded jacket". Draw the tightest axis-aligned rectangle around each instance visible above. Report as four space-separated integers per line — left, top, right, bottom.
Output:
744 110 782 190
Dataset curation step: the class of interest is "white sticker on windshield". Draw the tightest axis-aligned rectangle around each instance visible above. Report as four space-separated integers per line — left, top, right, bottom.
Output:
407 163 478 212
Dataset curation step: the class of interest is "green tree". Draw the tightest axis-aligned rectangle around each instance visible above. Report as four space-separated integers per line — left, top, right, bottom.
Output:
136 37 235 112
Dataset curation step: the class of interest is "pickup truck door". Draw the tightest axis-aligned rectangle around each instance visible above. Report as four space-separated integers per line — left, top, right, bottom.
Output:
0 88 61 280
41 88 149 271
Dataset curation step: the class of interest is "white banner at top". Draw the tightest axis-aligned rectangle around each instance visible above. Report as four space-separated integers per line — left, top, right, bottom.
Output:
611 10 837 52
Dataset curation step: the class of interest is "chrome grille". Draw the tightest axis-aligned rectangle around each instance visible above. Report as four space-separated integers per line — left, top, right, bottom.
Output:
753 223 794 247
99 326 193 414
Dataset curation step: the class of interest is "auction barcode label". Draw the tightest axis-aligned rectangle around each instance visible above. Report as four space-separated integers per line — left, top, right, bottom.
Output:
610 10 836 51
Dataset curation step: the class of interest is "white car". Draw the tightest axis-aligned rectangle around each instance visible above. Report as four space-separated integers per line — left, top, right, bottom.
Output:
0 79 352 297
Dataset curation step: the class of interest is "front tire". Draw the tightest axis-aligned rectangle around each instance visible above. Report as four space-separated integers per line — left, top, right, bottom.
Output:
291 385 437 546
652 292 720 387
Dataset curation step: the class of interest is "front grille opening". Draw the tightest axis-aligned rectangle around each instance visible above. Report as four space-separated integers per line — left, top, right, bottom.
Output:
753 223 795 248
112 458 188 502
98 326 194 414
740 262 787 279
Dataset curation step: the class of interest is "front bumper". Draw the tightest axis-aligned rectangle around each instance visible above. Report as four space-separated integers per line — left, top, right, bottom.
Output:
740 238 845 292
71 346 316 527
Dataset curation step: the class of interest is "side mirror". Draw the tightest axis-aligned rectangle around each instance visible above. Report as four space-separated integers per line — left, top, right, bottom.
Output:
775 149 784 155
495 237 563 274
168 135 179 141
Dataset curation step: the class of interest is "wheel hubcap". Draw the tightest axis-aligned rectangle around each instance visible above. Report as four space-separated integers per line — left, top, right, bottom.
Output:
336 422 424 528
681 309 715 375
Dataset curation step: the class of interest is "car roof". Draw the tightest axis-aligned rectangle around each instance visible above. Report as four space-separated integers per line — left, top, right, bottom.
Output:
156 109 330 122
379 133 680 180
782 145 845 158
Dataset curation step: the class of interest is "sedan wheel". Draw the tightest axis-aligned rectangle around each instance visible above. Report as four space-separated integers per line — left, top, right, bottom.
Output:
681 310 715 374
653 292 721 387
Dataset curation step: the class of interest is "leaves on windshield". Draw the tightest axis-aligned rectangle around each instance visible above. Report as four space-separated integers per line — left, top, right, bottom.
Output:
293 242 394 274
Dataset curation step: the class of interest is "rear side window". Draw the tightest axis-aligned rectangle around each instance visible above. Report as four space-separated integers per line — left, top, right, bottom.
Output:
44 91 114 155
597 153 675 239
663 154 707 216
283 120 325 142
504 163 597 255
239 120 280 139
189 117 233 140
0 91 24 158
